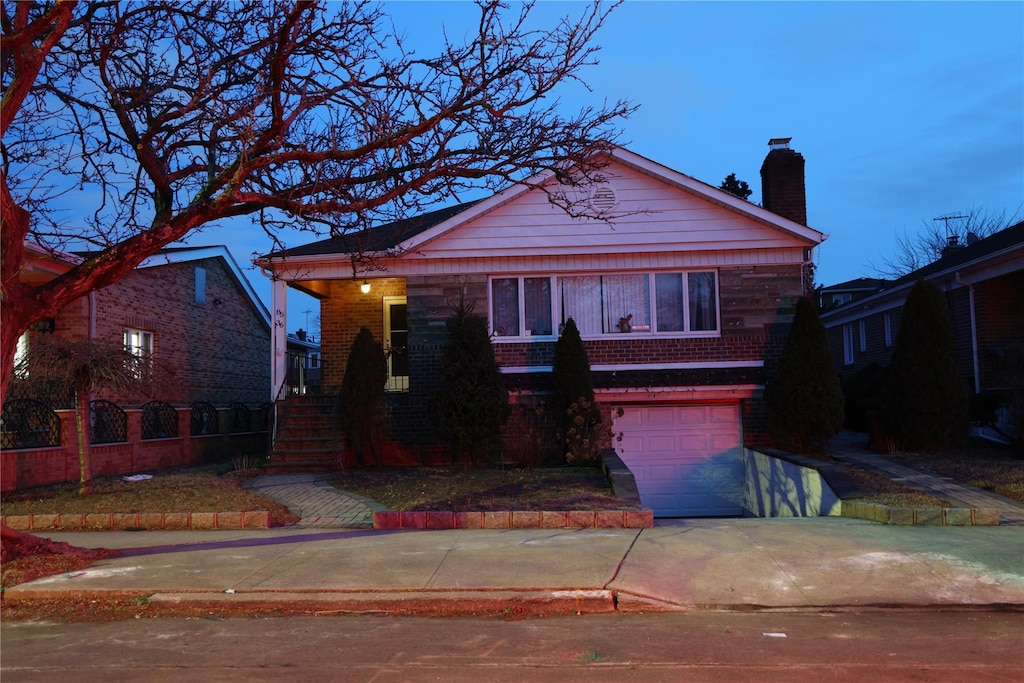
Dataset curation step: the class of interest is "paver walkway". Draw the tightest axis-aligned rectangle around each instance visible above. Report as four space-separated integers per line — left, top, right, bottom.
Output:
244 473 386 529
827 432 1024 525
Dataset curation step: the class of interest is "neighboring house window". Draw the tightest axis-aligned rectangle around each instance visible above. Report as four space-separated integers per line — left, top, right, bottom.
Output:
383 296 409 391
833 293 852 305
124 328 154 370
490 271 718 339
884 313 892 347
843 324 854 365
14 332 29 379
195 266 206 304
859 320 867 352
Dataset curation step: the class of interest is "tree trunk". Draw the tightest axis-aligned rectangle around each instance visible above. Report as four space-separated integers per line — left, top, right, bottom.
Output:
75 387 94 496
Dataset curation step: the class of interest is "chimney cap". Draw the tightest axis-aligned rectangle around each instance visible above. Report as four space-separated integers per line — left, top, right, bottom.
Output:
768 137 792 150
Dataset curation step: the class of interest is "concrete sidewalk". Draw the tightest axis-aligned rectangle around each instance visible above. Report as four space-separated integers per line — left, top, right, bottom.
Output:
8 518 1024 614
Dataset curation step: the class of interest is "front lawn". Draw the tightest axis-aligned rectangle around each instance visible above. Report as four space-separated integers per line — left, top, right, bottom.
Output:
0 471 299 525
883 443 1024 504
331 466 638 512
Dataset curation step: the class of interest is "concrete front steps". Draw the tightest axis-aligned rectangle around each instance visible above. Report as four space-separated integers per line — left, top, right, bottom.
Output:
268 395 343 472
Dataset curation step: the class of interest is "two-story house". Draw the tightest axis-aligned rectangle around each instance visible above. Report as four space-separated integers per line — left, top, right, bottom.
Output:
257 141 826 517
820 222 1024 441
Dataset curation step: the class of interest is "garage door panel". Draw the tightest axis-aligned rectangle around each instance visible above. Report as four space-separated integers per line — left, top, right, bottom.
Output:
615 403 742 518
646 435 677 452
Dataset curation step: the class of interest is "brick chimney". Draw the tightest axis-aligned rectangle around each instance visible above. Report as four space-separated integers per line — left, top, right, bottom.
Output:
760 137 807 226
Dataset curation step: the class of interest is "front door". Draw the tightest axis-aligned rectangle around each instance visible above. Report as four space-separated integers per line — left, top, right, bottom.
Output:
383 296 408 391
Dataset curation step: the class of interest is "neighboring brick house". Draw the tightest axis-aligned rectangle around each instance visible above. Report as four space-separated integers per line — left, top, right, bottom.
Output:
11 244 271 407
3 244 272 491
819 222 1024 402
258 141 826 517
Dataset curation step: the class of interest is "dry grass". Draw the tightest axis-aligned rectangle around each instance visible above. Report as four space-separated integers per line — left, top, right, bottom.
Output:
839 466 953 507
331 466 638 512
883 443 1024 504
0 470 299 526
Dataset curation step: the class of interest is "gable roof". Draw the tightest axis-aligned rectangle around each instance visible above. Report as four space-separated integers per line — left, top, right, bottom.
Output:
819 277 886 294
268 201 483 259
259 145 826 265
884 220 1024 290
821 220 1024 322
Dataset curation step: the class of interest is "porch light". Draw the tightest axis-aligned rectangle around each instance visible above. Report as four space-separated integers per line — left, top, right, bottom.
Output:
360 280 371 294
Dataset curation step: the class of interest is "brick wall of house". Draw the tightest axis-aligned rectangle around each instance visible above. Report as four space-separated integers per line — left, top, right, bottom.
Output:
975 269 1024 390
316 265 802 454
319 277 408 392
44 257 269 408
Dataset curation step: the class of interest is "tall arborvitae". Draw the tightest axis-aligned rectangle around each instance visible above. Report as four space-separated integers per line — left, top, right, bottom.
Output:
550 318 603 461
766 297 845 452
883 279 968 450
339 327 388 466
430 301 509 467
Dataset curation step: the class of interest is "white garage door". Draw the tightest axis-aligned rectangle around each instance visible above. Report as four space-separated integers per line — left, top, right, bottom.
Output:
615 404 743 518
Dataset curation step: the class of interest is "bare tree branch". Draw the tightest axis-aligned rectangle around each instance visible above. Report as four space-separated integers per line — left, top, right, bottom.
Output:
1 0 635 398
869 205 1023 280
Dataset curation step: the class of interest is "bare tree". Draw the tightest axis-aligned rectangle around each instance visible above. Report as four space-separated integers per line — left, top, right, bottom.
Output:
870 206 1021 279
1 0 635 399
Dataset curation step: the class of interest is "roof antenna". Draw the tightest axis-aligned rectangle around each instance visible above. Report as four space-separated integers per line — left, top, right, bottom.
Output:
933 213 968 246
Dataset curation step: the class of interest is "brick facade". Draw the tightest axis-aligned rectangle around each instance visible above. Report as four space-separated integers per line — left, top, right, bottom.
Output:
315 264 802 454
46 256 270 407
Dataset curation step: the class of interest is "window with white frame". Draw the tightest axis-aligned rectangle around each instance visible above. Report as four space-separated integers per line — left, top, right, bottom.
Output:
843 324 854 365
489 271 718 339
859 319 867 352
884 312 892 347
491 277 553 337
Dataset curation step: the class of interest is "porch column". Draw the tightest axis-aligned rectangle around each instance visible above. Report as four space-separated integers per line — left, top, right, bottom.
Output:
271 278 288 401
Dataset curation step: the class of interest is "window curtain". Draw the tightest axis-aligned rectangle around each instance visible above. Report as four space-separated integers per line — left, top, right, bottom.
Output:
560 276 603 335
491 278 520 336
688 272 717 331
602 274 649 333
523 278 552 335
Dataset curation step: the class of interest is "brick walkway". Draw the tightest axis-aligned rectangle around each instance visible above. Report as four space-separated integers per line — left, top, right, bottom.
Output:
244 473 387 529
827 432 1024 525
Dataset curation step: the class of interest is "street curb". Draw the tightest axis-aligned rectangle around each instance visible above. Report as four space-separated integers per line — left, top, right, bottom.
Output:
0 511 270 531
373 509 654 529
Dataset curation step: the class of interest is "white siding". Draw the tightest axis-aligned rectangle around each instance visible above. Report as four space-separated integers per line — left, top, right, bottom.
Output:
412 163 806 259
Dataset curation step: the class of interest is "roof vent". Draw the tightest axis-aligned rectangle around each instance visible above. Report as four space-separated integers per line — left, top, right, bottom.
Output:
590 184 617 213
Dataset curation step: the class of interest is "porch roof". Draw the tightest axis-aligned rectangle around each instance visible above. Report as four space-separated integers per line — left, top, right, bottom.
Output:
263 200 483 259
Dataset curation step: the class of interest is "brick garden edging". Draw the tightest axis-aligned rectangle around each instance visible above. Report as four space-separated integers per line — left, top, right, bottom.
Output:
840 501 999 526
373 509 653 530
1 511 270 531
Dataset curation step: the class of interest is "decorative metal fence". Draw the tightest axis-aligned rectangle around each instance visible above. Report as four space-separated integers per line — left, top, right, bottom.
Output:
258 402 274 432
90 400 127 444
228 402 251 433
141 400 178 439
1 398 61 449
190 401 219 436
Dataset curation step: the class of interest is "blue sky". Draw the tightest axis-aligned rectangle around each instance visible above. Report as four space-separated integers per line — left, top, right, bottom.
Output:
211 1 1024 332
